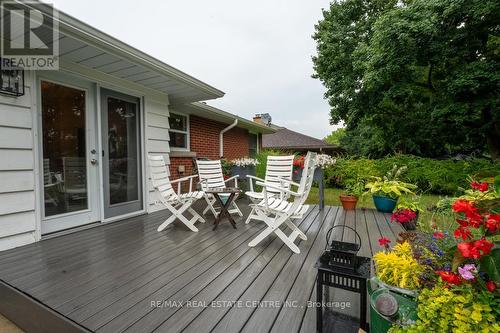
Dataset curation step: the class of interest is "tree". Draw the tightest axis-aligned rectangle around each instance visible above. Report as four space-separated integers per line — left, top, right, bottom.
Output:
313 0 500 159
324 127 346 145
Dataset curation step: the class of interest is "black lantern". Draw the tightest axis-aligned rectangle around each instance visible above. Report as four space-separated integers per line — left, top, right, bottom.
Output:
324 225 361 270
0 61 24 97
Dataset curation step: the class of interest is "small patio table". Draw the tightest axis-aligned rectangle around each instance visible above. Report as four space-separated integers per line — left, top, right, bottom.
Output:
206 187 241 230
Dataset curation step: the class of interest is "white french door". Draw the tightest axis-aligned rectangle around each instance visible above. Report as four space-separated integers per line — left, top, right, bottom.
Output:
39 73 101 234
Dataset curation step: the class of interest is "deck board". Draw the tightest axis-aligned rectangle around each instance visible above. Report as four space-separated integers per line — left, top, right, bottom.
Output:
0 201 403 333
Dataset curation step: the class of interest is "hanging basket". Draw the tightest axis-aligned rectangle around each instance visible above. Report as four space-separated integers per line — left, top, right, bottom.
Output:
324 225 362 270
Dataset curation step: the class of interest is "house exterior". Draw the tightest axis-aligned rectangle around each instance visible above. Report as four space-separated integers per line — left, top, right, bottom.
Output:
0 1 270 251
254 114 341 154
167 102 274 180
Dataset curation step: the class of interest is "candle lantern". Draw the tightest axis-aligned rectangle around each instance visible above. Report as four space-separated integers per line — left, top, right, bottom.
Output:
0 62 25 97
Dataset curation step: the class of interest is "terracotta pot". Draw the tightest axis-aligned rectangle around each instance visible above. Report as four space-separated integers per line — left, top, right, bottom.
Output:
339 195 358 210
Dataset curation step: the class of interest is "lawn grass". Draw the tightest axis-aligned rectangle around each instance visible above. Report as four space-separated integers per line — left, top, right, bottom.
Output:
306 187 455 233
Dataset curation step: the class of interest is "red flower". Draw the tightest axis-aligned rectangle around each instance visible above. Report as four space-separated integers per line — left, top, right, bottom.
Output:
471 181 489 192
457 239 494 259
474 239 494 255
437 271 462 285
452 200 478 216
457 242 481 259
378 237 391 247
433 231 444 239
391 209 417 223
454 226 472 240
486 281 497 292
485 214 500 233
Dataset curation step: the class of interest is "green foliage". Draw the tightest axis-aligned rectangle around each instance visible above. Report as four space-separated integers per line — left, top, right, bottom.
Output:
365 177 417 199
390 285 500 332
313 0 500 158
323 128 346 146
397 196 424 213
325 155 500 195
373 242 423 289
480 248 500 283
343 180 365 197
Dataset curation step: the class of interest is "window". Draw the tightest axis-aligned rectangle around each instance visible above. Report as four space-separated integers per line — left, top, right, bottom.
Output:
169 112 189 150
249 133 258 157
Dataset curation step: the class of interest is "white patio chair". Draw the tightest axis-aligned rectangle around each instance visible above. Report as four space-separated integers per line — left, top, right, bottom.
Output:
196 159 243 218
149 155 205 232
245 155 294 224
248 152 317 254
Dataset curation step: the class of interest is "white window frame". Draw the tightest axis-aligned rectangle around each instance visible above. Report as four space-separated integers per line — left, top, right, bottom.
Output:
169 112 190 151
249 131 259 156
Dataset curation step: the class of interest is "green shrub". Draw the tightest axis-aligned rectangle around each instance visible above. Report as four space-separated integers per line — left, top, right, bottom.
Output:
325 155 500 195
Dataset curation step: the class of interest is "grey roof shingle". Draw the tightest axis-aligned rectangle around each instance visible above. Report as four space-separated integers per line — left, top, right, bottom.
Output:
262 127 338 150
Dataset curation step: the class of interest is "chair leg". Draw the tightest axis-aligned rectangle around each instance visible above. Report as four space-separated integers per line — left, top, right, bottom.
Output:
188 207 205 223
157 213 178 232
245 206 256 224
158 201 199 232
285 218 307 240
232 201 243 217
248 212 303 253
176 213 200 232
203 195 218 217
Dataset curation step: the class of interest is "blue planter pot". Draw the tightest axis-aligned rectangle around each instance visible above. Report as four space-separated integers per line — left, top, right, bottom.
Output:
372 195 398 213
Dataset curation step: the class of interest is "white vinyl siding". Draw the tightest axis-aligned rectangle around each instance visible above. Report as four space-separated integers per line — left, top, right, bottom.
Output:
0 74 37 251
146 98 171 213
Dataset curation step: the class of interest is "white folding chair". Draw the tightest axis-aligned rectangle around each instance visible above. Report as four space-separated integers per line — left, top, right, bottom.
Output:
196 159 243 218
248 152 317 254
149 155 205 232
245 155 294 224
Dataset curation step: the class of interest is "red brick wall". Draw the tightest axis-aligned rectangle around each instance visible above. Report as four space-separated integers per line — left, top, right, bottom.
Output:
169 157 194 181
168 115 253 178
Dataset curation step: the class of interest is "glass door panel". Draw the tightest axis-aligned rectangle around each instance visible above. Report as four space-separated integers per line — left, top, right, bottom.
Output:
41 81 88 216
101 89 142 218
40 75 100 235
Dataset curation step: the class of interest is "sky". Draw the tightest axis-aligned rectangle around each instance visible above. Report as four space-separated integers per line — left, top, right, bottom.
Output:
52 0 340 139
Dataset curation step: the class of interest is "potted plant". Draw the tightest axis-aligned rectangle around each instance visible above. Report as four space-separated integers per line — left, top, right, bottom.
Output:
339 180 364 210
229 157 258 191
292 155 305 182
391 198 423 231
365 165 417 213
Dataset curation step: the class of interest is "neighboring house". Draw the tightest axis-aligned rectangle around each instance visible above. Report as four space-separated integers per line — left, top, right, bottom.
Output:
0 1 270 251
253 114 341 154
167 102 274 180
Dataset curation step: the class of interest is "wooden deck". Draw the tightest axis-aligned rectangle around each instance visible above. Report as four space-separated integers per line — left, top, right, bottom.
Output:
0 201 403 333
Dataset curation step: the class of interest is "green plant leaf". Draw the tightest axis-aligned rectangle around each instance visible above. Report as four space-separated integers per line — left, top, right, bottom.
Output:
452 249 466 272
479 248 500 283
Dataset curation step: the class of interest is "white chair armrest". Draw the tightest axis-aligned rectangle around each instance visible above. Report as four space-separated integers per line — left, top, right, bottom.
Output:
255 181 301 197
246 175 264 192
170 175 198 193
246 175 264 181
278 178 301 188
224 175 239 188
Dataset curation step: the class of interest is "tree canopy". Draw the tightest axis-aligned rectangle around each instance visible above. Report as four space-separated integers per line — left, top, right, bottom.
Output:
313 0 500 159
324 127 346 145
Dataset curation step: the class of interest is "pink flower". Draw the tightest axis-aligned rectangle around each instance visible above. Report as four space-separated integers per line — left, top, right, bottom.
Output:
458 264 476 280
433 231 444 239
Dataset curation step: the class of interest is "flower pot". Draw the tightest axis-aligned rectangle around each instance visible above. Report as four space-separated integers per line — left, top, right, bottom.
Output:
339 195 358 210
402 211 418 231
293 168 322 183
230 165 255 180
373 195 398 213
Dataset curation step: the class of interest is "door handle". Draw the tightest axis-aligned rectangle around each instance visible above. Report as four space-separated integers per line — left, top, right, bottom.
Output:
90 159 98 165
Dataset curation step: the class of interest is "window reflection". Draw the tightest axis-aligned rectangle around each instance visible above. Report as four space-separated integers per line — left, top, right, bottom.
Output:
107 97 139 205
41 81 87 217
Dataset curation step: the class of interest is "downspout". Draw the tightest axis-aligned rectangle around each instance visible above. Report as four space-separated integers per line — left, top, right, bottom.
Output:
220 119 238 158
